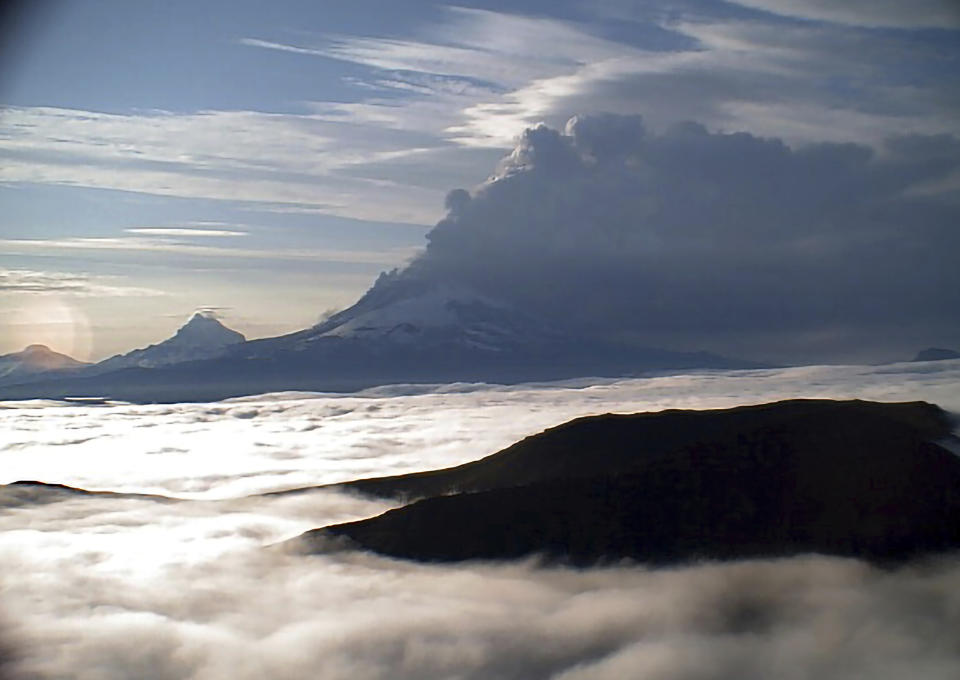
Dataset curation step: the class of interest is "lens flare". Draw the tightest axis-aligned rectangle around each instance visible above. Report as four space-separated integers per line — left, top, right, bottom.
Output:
4 296 92 361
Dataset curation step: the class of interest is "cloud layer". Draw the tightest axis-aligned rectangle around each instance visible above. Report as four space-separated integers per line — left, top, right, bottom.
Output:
1 362 960 679
9 548 960 680
3 360 959 497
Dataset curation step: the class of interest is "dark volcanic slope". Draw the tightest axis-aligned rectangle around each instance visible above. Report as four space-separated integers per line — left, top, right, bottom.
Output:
326 398 954 499
0 341 753 404
297 399 960 565
913 347 960 362
0 481 178 507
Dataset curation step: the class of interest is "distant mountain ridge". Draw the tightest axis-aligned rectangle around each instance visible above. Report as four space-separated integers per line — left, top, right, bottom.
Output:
0 313 245 391
913 347 960 362
91 312 245 373
0 284 757 402
0 344 89 385
0 481 178 507
294 399 960 565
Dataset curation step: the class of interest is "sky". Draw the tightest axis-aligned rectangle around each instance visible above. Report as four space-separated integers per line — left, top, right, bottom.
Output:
1 0 958 361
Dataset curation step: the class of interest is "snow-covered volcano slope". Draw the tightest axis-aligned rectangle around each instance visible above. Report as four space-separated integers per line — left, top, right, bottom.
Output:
91 312 246 373
244 276 564 357
0 281 752 403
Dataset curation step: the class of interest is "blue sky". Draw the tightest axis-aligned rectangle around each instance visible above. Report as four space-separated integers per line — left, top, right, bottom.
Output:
1 0 958 360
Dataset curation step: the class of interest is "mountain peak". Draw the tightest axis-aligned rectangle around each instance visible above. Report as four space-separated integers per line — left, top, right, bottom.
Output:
92 312 246 372
23 344 53 354
0 344 87 382
172 313 245 345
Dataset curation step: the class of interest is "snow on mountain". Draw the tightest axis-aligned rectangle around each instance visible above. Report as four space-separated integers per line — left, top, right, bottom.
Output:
0 345 89 384
232 274 564 361
0 281 756 402
93 313 246 372
320 287 489 340
302 282 558 351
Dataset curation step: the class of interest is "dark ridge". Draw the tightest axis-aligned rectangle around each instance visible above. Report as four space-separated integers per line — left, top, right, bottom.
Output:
912 347 960 362
0 340 760 404
0 480 179 507
313 398 953 500
293 399 960 565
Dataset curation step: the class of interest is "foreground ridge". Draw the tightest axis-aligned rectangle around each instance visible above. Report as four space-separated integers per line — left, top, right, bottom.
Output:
294 399 960 565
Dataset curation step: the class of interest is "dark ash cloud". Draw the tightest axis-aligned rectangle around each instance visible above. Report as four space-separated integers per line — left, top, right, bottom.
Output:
389 114 960 362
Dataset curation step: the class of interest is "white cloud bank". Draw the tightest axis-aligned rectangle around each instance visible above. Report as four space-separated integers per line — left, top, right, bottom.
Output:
3 360 958 497
1 361 959 677
8 547 960 680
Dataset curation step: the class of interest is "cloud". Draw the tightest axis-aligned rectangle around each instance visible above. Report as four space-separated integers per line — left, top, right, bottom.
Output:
237 38 330 58
0 106 450 224
2 362 960 677
296 7 630 87
0 268 163 297
451 18 960 148
0 237 417 267
192 307 231 320
725 0 960 29
7 544 960 680
373 114 960 362
4 5 957 229
3 360 958 497
124 228 247 237
275 6 960 150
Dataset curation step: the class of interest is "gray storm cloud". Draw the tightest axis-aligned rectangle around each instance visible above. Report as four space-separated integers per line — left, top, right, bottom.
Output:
390 114 960 362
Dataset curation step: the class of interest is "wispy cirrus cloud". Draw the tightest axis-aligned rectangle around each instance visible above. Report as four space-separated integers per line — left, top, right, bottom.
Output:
124 226 248 237
0 268 164 297
1 3 957 230
236 38 329 58
251 5 960 149
725 0 960 28
0 106 450 224
0 237 419 267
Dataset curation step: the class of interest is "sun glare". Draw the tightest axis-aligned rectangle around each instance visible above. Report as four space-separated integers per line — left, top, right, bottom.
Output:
7 296 93 361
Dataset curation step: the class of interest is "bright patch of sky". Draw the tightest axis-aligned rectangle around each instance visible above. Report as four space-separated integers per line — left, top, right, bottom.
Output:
1 0 957 358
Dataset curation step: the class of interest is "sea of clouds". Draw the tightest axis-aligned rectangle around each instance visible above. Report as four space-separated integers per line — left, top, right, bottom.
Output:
1 360 959 678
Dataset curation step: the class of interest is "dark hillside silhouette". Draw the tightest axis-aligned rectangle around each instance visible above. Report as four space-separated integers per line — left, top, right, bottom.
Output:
295 399 960 565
